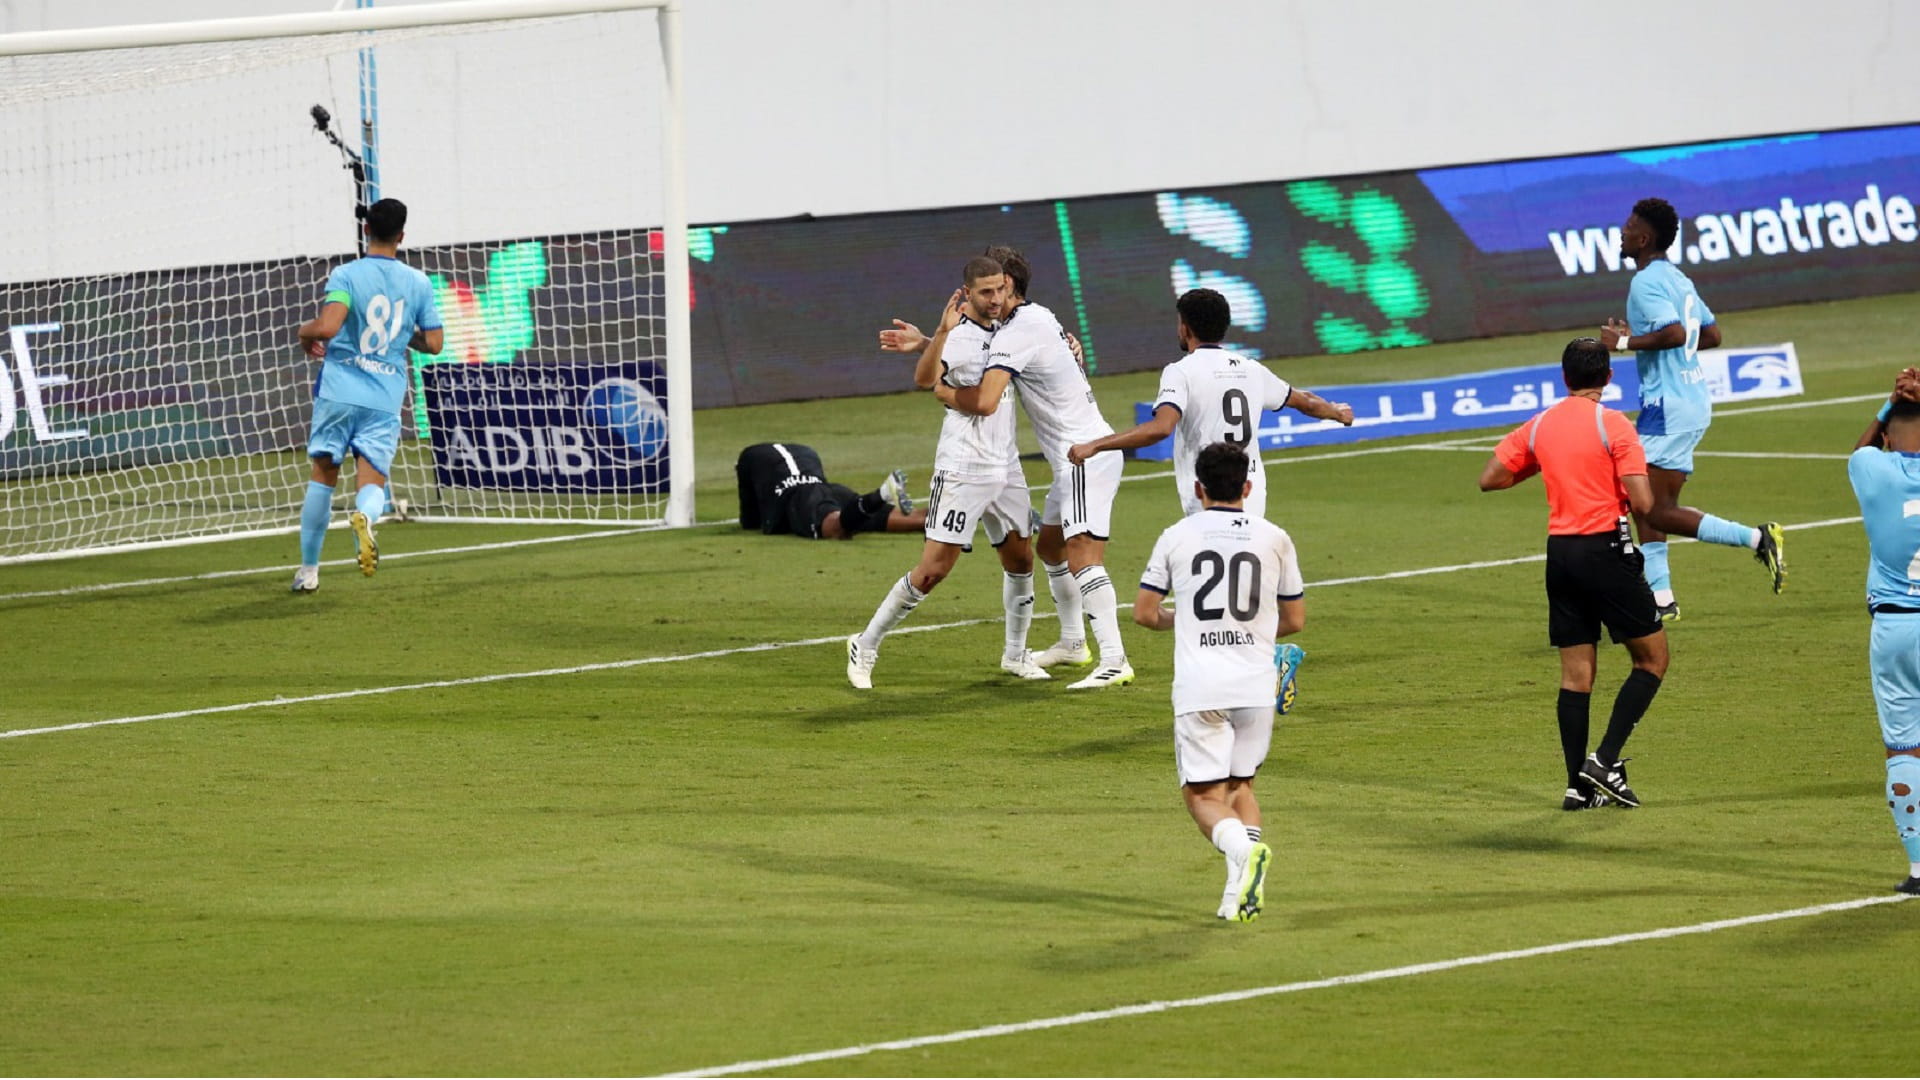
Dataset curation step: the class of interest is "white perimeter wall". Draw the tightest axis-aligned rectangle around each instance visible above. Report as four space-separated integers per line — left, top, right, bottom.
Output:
2 0 1916 276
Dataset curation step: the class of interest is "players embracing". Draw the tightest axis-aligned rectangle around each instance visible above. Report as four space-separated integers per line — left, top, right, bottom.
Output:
847 254 1050 687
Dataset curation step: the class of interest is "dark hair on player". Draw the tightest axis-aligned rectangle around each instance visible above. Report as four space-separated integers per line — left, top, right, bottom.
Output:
962 255 1003 285
1632 197 1679 251
1194 441 1251 503
982 244 1030 297
1561 337 1613 390
1176 288 1232 343
364 198 408 243
1889 399 1920 424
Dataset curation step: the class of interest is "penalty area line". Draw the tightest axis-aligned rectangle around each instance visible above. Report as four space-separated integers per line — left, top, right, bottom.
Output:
656 893 1912 1077
0 616 991 740
1 515 1865 741
0 521 743 603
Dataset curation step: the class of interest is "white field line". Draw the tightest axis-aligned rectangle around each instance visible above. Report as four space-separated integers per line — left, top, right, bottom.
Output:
0 617 979 740
0 437 1485 604
1716 391 1885 417
0 390 1881 603
0 523 737 603
656 893 1912 1078
1 514 1865 742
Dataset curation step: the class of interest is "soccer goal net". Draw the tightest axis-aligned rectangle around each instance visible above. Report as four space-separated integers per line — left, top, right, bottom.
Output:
0 0 692 563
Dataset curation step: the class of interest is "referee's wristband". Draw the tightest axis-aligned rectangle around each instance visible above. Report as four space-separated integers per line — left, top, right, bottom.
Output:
1879 401 1893 422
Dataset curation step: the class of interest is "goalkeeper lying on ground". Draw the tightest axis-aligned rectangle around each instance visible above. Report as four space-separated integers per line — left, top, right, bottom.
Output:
736 442 925 540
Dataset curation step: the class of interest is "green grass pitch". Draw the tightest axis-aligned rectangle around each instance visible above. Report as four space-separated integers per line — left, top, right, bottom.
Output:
3 291 1918 1075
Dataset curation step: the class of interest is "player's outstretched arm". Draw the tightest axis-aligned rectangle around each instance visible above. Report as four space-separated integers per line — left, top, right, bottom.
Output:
1133 587 1174 631
1068 405 1178 465
1287 388 1354 426
880 319 928 355
297 301 348 358
914 290 966 390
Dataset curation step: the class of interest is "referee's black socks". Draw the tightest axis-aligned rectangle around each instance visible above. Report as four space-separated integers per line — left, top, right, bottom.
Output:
1556 688 1591 788
1597 668 1663 765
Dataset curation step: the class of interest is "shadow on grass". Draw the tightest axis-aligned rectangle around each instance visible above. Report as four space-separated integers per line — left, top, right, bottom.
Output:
781 682 1047 727
686 841 1191 922
1283 884 1693 931
1045 724 1164 759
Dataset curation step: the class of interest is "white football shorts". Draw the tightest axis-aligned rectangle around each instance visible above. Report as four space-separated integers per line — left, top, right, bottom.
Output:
1041 451 1123 540
924 469 1034 548
1173 706 1274 785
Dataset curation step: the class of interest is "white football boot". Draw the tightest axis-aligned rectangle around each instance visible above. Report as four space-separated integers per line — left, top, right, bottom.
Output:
1066 662 1135 690
846 635 877 690
999 650 1051 680
1032 638 1092 668
289 565 320 593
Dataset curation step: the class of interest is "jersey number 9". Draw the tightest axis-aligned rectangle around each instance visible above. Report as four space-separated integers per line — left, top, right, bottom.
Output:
1221 389 1252 447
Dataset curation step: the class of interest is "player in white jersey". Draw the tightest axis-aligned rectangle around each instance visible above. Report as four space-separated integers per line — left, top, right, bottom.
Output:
848 256 1050 688
1069 288 1352 519
1134 442 1306 921
936 246 1133 691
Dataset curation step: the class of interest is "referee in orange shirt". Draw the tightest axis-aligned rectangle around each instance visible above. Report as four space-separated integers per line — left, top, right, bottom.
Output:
1479 338 1670 810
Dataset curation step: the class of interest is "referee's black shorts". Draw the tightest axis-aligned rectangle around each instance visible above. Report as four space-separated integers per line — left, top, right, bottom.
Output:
1545 531 1662 647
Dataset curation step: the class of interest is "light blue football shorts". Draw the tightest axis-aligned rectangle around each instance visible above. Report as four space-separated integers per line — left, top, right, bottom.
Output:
1871 613 1920 751
1638 427 1707 474
307 397 401 478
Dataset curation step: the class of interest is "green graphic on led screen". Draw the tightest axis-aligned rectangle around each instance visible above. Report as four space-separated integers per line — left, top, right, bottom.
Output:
1287 180 1430 353
404 230 723 433
1157 192 1268 356
409 241 548 432
1053 201 1097 373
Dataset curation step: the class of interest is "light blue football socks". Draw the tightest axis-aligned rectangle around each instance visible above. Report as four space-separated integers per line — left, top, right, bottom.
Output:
1888 755 1920 864
299 481 333 565
1641 541 1671 599
354 482 388 523
1696 513 1758 549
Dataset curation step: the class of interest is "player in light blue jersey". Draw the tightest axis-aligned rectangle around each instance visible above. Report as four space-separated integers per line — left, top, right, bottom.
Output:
1847 368 1920 895
290 198 443 593
1600 197 1784 621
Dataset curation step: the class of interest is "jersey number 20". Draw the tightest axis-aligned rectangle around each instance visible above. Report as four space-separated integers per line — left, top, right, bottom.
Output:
1191 550 1260 620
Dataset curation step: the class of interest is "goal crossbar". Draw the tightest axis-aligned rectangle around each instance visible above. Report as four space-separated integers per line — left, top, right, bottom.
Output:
0 0 668 58
0 0 696 554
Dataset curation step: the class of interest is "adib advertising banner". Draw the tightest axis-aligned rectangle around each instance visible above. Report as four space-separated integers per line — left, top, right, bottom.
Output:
1129 344 1804 457
421 361 669 492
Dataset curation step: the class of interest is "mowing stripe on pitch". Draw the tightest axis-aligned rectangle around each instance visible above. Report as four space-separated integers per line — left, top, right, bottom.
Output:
0 388 1882 605
1 513 1864 741
0 617 983 740
655 893 1911 1077
0 436 1483 604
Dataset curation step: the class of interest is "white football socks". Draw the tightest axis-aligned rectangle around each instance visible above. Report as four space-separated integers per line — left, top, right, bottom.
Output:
1002 570 1035 660
1210 817 1254 862
859 573 925 652
1045 560 1084 646
1074 564 1126 666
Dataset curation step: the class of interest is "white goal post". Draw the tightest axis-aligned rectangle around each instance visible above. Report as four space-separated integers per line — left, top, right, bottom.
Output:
0 0 693 563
